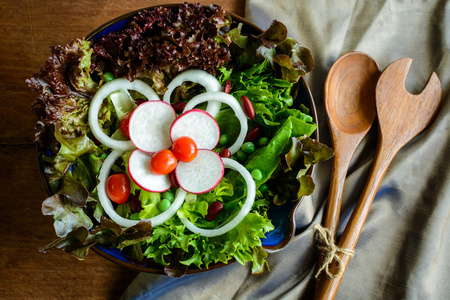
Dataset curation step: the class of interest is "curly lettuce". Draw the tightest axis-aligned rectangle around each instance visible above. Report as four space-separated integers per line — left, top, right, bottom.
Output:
92 3 232 82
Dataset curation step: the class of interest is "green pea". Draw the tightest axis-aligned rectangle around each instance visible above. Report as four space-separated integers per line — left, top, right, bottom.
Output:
104 71 115 82
130 212 140 220
100 153 108 160
236 149 247 161
158 199 171 211
219 134 230 145
241 142 255 154
258 137 269 147
251 169 263 181
162 191 175 202
259 183 269 193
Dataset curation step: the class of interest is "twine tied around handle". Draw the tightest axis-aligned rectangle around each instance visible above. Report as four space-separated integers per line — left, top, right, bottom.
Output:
314 224 354 279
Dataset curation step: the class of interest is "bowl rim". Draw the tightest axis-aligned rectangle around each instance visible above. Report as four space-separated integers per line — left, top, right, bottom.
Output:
36 3 319 275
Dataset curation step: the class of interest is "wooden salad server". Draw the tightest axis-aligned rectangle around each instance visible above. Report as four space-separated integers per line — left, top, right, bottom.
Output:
314 52 379 292
315 57 442 299
322 52 380 238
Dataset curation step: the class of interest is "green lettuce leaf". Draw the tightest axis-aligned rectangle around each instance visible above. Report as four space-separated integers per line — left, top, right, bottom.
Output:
41 173 93 237
40 218 153 260
68 39 99 93
71 153 104 192
224 20 314 82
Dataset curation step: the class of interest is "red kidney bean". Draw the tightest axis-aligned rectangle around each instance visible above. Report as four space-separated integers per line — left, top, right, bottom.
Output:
244 126 261 143
219 148 231 158
169 171 179 189
92 136 102 146
172 101 187 113
240 95 255 120
135 98 146 106
130 192 142 213
223 80 232 93
206 201 224 221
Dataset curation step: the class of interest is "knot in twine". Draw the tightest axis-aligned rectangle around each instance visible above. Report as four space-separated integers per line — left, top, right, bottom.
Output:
314 224 354 279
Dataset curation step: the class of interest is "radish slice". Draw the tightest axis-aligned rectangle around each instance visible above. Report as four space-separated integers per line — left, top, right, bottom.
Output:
179 158 256 237
170 109 220 150
175 150 224 194
183 92 248 155
128 149 172 192
89 78 160 151
98 149 187 227
163 70 222 117
129 101 176 153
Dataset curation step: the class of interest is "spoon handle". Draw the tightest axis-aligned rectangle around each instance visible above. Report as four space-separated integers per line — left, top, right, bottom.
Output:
323 138 359 236
315 142 395 300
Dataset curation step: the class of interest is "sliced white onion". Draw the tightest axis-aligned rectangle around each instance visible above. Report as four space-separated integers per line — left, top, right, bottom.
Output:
179 158 256 237
98 149 186 227
183 92 248 155
89 78 160 151
109 89 137 120
163 70 222 117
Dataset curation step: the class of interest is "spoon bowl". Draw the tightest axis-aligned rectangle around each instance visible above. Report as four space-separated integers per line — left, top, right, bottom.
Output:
326 53 379 135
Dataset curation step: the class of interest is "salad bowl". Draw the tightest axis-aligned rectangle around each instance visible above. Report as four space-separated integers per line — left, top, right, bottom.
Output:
35 3 319 275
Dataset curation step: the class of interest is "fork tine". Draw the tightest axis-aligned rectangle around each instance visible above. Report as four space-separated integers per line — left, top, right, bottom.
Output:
376 58 442 143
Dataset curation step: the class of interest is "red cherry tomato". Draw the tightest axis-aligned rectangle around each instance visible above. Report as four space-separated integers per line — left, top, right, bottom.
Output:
106 173 131 204
120 112 132 139
172 136 198 162
150 149 178 175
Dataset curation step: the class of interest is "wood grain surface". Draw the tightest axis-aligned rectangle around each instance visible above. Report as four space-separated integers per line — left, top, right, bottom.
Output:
0 1 245 299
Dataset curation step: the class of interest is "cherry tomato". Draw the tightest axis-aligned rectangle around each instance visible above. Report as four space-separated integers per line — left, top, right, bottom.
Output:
106 173 131 204
120 111 132 139
172 136 198 162
150 149 178 175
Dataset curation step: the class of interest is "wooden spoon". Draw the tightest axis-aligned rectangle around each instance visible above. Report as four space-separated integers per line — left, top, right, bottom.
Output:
314 51 379 296
315 57 442 299
322 52 380 238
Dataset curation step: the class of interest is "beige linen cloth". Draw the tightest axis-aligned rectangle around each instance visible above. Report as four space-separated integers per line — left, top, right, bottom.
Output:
121 1 449 299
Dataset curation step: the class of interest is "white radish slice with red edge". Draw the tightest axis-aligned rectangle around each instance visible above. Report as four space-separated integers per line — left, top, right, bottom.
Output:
163 70 222 117
179 158 256 237
89 78 159 151
170 109 220 150
98 149 187 227
183 92 248 155
129 101 176 153
128 149 172 192
175 150 224 194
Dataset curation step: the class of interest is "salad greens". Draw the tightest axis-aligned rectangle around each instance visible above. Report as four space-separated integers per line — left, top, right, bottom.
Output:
27 3 333 277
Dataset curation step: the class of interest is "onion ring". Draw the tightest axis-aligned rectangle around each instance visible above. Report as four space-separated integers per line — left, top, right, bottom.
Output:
98 149 186 227
179 158 255 237
89 78 159 151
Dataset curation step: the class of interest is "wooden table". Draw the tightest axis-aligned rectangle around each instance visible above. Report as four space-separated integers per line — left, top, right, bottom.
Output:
0 1 244 299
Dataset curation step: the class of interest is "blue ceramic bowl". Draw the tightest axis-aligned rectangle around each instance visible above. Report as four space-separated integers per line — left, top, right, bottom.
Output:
38 4 318 274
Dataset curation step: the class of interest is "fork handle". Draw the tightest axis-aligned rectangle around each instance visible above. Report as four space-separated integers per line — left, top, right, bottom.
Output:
315 143 396 300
